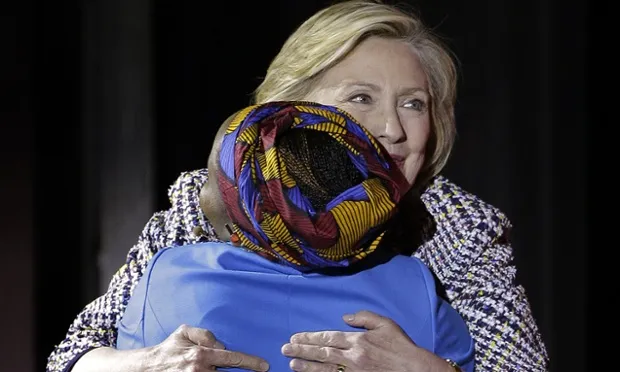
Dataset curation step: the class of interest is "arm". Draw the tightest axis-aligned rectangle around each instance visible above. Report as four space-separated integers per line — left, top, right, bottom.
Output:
449 239 549 371
46 169 212 372
416 226 549 371
415 177 550 371
46 169 270 372
46 212 167 372
70 326 269 372
71 348 149 372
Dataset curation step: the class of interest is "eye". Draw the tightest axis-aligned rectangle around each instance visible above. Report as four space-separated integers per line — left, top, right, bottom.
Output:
349 93 372 104
403 99 427 111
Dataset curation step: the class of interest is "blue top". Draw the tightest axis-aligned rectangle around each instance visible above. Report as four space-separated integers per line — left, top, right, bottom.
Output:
116 242 475 371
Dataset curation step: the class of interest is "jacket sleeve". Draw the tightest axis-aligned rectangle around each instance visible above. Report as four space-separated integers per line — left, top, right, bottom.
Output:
45 212 168 372
46 169 212 372
417 222 549 371
416 177 550 371
451 238 549 371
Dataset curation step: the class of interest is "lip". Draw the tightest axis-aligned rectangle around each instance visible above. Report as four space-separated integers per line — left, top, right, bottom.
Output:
389 154 406 168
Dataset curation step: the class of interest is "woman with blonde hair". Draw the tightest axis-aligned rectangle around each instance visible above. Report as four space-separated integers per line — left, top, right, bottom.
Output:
47 1 549 371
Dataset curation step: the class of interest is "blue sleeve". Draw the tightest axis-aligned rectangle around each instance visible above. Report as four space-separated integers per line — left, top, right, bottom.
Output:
115 250 167 350
416 258 476 372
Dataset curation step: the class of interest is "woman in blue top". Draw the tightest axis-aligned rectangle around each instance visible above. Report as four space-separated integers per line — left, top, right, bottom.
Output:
116 101 474 372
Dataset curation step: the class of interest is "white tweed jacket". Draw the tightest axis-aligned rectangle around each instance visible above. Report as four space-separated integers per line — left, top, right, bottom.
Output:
46 169 549 372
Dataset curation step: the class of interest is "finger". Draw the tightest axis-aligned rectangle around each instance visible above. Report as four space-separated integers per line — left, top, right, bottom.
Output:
343 310 392 330
203 348 270 372
290 359 342 372
282 343 345 365
176 324 221 349
290 331 352 349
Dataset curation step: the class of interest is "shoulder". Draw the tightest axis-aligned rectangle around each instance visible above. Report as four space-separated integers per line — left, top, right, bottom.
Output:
420 176 511 245
167 168 210 205
389 255 433 277
376 255 439 297
160 168 218 247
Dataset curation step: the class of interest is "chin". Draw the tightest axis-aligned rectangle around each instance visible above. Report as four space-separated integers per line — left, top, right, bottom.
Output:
400 164 416 187
404 169 423 189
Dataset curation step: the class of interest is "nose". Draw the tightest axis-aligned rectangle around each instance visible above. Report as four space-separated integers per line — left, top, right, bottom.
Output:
378 108 406 144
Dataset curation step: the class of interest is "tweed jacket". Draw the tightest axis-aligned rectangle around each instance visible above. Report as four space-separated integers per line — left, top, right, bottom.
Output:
46 169 549 372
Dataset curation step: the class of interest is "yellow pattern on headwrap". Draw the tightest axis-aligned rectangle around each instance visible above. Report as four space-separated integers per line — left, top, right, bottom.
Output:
260 212 304 265
319 178 395 260
262 147 296 187
295 105 348 128
227 104 260 134
233 225 278 260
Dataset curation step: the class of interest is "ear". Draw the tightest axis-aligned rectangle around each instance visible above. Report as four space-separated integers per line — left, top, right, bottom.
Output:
199 179 232 242
198 182 210 216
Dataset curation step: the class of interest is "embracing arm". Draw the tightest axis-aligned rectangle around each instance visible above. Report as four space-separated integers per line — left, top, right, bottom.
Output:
415 177 550 371
45 212 166 372
46 169 210 372
451 239 549 371
417 227 549 371
70 326 269 372
46 169 269 372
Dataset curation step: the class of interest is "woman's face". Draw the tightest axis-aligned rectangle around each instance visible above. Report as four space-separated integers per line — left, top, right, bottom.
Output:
304 37 431 187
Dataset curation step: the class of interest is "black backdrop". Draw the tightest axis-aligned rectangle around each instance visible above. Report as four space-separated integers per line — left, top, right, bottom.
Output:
2 0 591 371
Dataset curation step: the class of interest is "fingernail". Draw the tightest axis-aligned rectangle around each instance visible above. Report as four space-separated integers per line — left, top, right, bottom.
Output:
290 359 305 370
281 343 293 355
260 361 269 371
343 314 355 321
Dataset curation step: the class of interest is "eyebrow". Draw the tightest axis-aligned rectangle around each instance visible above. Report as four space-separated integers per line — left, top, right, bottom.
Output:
336 81 381 90
336 80 429 96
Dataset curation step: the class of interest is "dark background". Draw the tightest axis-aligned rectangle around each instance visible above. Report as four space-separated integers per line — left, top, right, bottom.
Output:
2 0 591 371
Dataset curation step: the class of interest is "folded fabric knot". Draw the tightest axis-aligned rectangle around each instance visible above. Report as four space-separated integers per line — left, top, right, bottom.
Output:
217 101 409 271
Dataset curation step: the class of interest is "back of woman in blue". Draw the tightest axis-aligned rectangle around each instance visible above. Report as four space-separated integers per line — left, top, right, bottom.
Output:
118 243 474 371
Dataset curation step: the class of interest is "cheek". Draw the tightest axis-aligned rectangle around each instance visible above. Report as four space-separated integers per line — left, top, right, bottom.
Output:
199 186 212 216
199 183 220 219
404 116 431 152
354 114 382 137
402 117 430 185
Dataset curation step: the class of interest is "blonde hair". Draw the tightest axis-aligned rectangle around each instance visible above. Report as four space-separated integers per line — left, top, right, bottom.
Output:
253 0 458 183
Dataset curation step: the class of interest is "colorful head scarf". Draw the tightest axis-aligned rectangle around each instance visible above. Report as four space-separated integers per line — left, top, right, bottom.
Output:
217 101 409 271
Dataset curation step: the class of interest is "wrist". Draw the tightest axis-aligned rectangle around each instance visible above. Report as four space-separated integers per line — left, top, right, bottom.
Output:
72 346 152 372
412 346 461 372
444 359 462 372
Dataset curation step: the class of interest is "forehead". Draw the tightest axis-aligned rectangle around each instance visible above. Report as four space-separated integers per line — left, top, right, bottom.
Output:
317 37 428 91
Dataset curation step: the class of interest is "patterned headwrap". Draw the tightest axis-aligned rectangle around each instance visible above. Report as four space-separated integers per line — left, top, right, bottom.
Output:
217 101 409 271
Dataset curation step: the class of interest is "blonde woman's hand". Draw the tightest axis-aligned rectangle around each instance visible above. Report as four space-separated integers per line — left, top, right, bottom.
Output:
281 311 454 372
146 324 270 371
72 324 270 372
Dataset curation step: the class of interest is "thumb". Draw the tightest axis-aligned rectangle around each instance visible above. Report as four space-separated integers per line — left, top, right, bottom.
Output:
176 324 225 349
342 310 391 331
